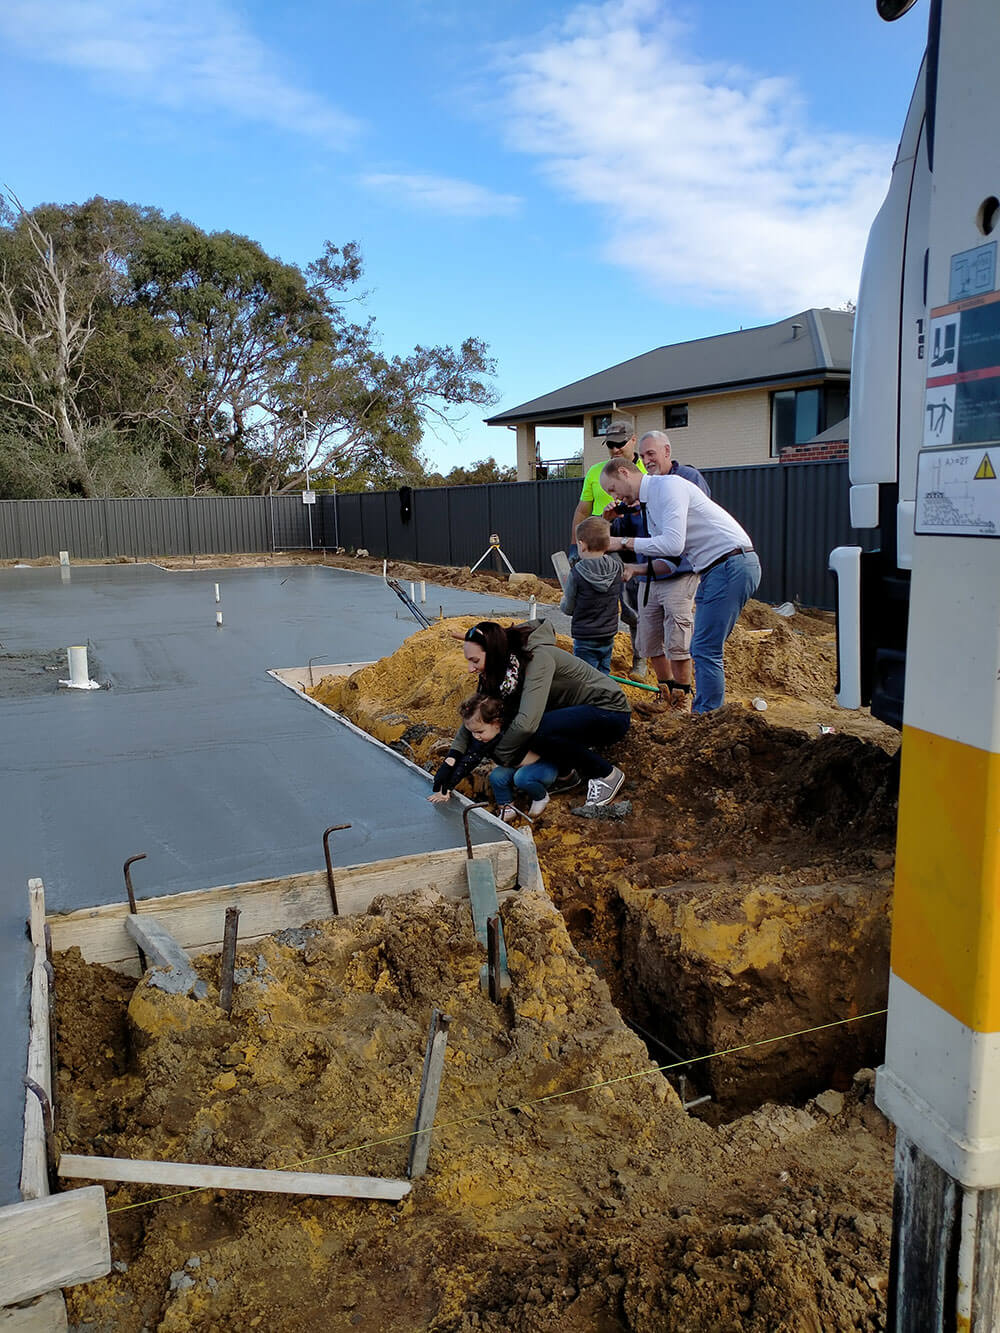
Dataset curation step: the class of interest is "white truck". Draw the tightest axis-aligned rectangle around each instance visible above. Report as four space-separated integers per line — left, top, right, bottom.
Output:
831 0 1000 728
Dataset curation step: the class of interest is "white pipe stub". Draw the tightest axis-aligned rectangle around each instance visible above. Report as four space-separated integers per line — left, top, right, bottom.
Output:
60 645 100 690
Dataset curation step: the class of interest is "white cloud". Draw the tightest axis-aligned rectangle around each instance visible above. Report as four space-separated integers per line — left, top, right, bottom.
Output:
0 0 359 146
497 0 893 314
362 172 522 218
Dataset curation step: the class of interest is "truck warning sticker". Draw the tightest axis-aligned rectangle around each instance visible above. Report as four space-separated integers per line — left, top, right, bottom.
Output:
915 446 1000 537
925 289 1000 447
949 241 996 303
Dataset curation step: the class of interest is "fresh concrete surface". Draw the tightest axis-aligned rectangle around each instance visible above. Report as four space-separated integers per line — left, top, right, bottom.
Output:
0 561 543 1204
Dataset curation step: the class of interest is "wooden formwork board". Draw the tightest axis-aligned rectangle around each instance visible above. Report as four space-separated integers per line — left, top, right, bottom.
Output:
21 883 52 1204
0 880 110 1331
46 841 518 975
0 1188 109 1309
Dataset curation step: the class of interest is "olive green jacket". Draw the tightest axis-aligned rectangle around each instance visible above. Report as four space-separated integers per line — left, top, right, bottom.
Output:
451 620 629 766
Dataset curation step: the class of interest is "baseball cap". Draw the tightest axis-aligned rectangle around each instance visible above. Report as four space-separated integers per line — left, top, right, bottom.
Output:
604 422 633 445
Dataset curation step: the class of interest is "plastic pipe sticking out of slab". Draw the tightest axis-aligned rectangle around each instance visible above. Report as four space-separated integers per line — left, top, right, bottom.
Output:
60 646 100 690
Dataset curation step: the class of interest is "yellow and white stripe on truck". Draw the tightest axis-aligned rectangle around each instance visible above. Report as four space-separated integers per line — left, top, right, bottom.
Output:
876 474 1000 1190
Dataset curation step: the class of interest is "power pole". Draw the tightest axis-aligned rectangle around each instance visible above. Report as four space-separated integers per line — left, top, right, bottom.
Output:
876 1 1000 1327
300 407 314 550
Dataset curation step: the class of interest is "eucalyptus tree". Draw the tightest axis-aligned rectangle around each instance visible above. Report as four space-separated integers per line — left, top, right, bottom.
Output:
0 194 498 497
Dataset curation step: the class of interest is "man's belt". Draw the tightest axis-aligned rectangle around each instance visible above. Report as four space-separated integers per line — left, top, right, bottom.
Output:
699 546 754 576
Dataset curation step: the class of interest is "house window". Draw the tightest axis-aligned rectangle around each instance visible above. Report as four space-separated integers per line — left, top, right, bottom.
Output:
770 385 848 456
592 414 612 436
664 403 688 429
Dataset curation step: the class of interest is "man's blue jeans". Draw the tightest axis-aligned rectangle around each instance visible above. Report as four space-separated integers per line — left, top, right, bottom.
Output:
489 758 559 805
573 638 613 674
692 551 761 713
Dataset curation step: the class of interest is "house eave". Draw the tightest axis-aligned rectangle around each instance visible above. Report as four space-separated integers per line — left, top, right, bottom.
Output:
486 369 851 428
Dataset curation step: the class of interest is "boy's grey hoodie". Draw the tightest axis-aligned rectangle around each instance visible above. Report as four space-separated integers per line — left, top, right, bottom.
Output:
560 553 623 642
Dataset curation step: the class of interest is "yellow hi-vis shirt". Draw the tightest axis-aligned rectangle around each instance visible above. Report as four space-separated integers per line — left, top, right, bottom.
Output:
579 456 647 518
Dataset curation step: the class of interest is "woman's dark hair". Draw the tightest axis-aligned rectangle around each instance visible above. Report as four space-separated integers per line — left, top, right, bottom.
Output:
458 693 504 724
463 621 533 699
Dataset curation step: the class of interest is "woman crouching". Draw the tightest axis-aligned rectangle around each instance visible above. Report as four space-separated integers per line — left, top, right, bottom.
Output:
432 618 631 809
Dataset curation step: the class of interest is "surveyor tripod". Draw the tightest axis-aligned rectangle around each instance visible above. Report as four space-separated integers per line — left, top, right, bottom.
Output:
469 533 516 576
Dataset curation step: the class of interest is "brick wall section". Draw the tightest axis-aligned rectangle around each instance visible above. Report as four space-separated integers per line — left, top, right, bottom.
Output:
780 440 849 463
583 387 777 472
664 388 775 468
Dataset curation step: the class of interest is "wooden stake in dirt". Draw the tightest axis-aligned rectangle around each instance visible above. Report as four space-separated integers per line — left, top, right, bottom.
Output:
406 1008 451 1181
219 906 241 1014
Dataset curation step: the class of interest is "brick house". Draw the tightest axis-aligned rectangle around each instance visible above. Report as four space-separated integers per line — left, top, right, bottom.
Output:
487 308 853 480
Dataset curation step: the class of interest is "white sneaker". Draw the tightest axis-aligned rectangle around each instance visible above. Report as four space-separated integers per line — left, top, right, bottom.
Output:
498 804 518 824
585 766 625 807
528 794 550 818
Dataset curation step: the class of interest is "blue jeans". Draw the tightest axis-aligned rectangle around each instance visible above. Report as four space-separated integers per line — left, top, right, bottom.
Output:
489 758 559 805
573 638 613 674
529 705 631 780
692 551 762 712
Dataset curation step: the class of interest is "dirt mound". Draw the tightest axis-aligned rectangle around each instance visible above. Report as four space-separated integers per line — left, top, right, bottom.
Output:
724 620 836 704
391 561 561 605
611 707 899 870
311 618 634 763
56 893 893 1332
309 603 884 770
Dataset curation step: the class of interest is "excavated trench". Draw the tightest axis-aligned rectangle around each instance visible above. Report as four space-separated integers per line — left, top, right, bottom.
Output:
308 606 900 1122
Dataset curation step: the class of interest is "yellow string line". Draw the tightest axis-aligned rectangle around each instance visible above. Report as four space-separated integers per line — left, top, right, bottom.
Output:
106 1006 887 1215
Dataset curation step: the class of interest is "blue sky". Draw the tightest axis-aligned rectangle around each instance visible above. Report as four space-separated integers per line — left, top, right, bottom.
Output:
0 0 928 471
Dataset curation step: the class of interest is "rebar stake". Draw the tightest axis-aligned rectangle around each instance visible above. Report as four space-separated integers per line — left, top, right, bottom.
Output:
487 914 504 1003
407 1008 452 1180
123 854 148 971
24 1077 58 1193
322 823 352 915
219 907 241 1015
461 802 490 861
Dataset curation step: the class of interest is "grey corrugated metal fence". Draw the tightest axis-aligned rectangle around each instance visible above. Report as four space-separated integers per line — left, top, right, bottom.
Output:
0 495 323 560
0 463 871 608
333 463 874 609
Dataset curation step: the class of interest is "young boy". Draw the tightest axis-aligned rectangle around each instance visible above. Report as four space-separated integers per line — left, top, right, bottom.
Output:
560 515 623 675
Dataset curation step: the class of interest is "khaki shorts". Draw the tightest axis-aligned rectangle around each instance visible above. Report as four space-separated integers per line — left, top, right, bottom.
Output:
634 572 699 660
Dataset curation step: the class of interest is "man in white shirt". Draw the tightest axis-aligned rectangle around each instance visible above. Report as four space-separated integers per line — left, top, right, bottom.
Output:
600 460 761 713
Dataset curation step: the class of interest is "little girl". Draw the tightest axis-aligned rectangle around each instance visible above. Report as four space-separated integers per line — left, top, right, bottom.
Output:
428 694 556 822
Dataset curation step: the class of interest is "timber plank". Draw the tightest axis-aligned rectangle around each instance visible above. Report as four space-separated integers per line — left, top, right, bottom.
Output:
19 948 52 1202
0 1187 109 1307
0 1291 67 1331
47 842 516 973
59 1155 410 1202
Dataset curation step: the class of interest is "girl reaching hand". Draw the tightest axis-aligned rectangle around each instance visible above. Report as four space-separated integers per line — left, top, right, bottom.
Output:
428 694 557 823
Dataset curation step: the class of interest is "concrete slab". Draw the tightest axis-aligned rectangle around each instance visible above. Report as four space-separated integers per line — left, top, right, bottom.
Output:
0 562 547 1203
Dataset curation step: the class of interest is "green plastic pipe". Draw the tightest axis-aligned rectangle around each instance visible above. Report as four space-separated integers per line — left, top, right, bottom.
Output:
610 673 661 693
